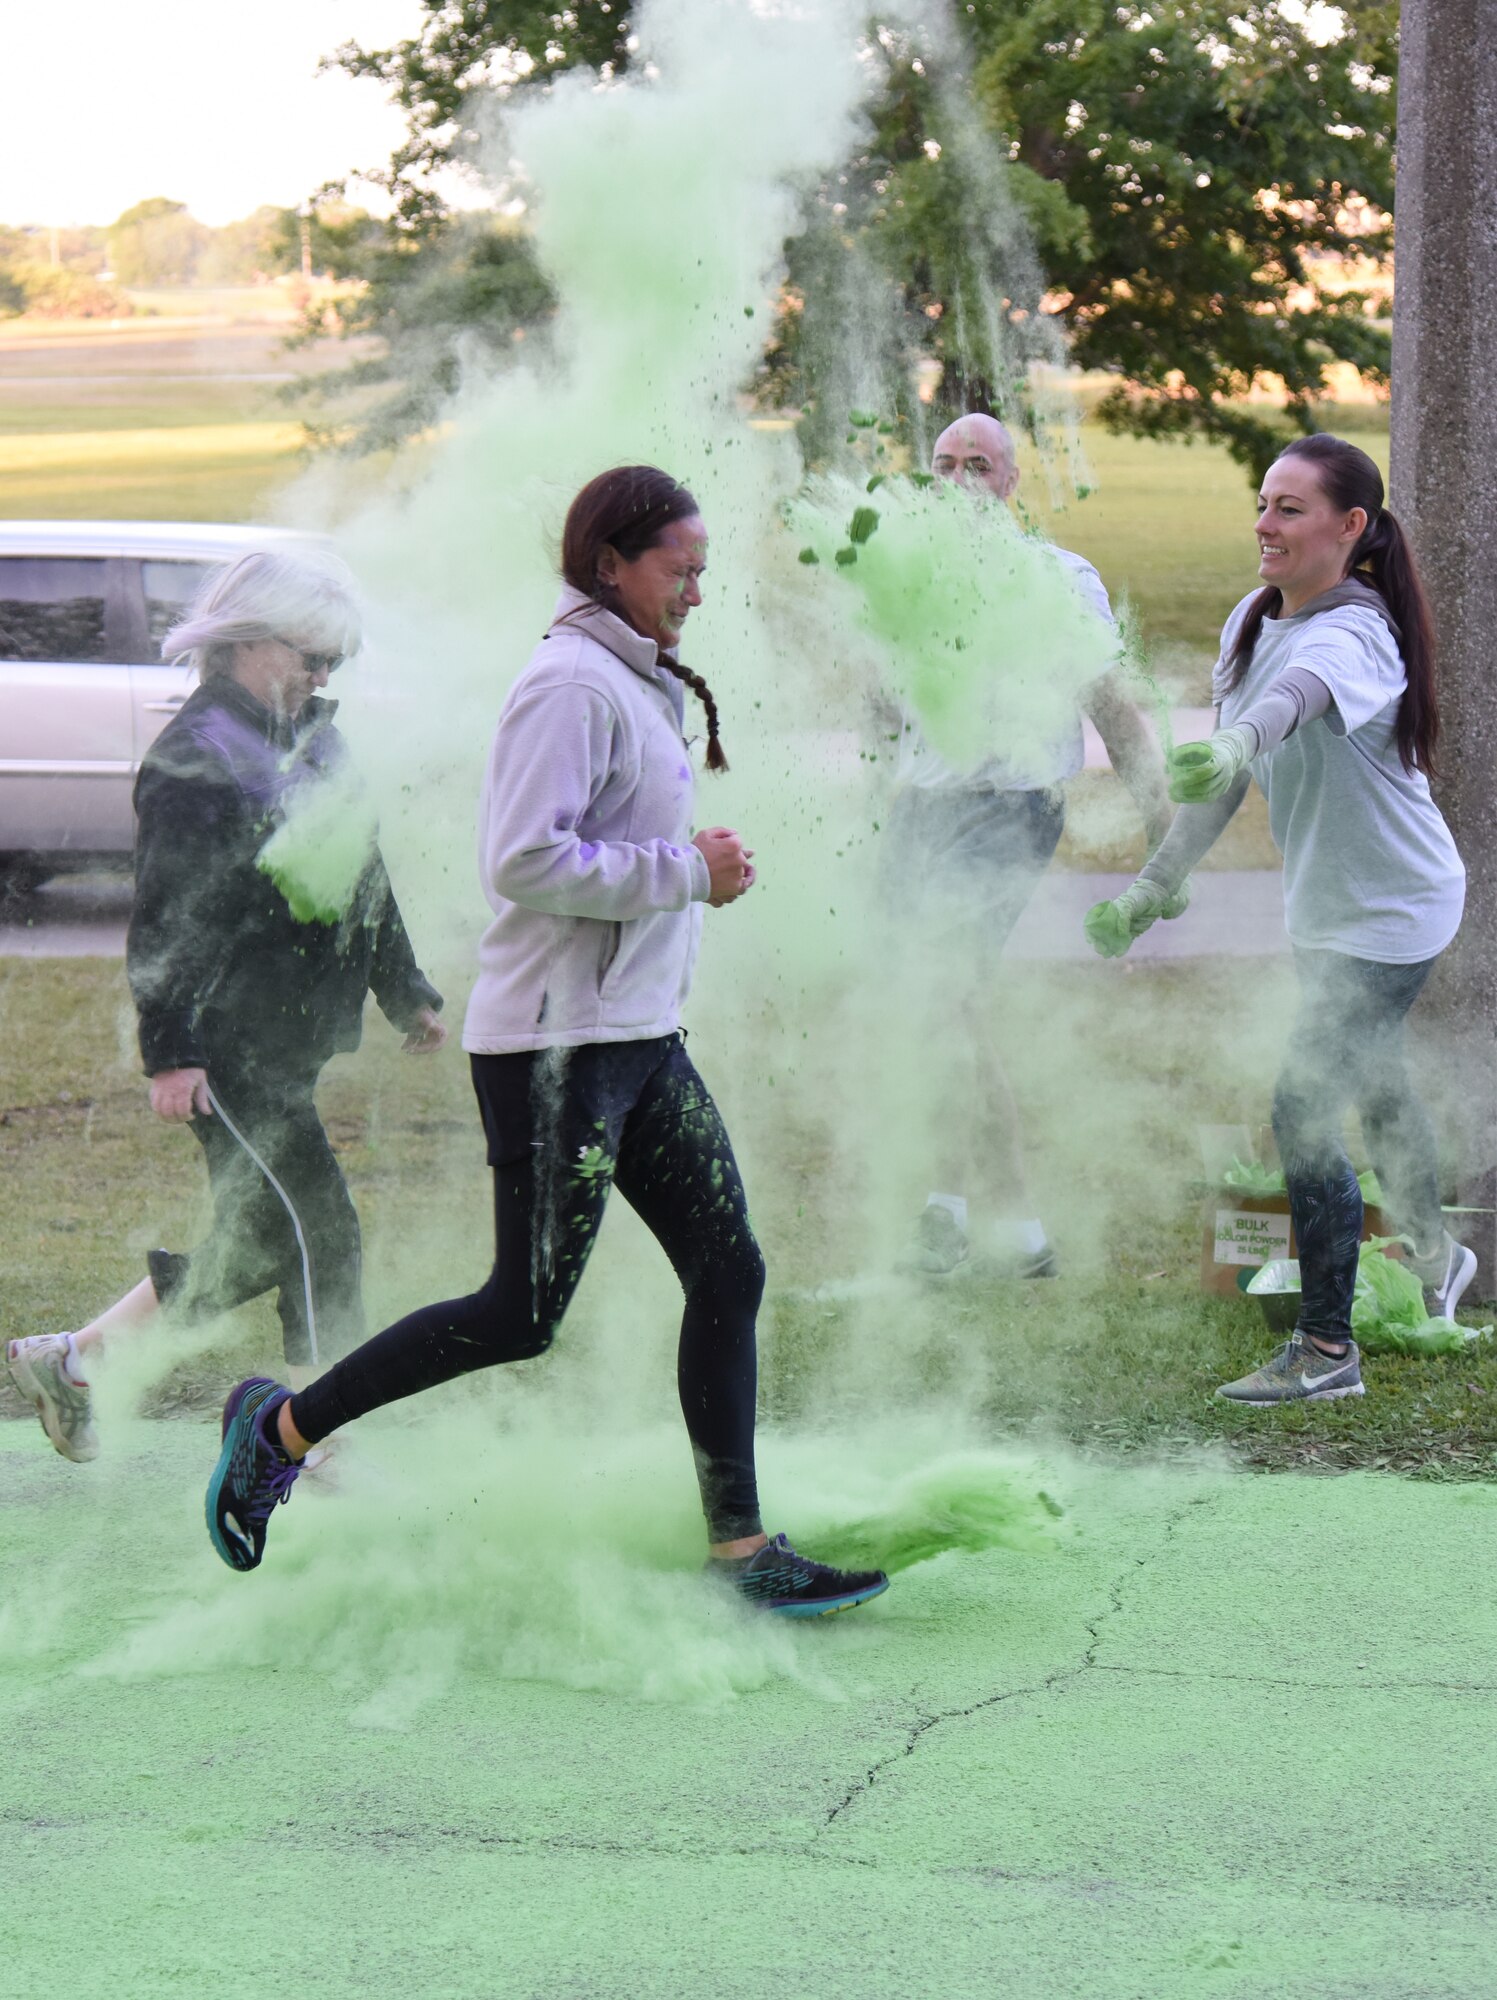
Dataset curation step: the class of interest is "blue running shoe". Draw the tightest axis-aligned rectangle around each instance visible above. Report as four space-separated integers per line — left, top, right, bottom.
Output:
720 1533 889 1618
206 1377 300 1572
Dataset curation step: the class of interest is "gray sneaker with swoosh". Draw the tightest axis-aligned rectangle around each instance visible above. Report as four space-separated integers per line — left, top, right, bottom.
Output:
1216 1333 1364 1406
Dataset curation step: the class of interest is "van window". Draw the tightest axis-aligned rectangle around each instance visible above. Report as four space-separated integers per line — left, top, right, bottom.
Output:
141 560 215 659
0 557 111 664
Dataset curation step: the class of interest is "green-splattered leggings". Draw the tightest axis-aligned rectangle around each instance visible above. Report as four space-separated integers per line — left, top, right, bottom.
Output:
287 1034 765 1541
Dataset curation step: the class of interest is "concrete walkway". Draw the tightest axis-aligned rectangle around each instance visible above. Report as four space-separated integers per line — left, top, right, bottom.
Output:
0 872 132 958
2 1419 1493 1998
0 863 1287 964
1010 868 1286 959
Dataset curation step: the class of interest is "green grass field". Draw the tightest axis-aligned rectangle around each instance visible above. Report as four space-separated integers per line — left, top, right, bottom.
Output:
4 956 1490 1479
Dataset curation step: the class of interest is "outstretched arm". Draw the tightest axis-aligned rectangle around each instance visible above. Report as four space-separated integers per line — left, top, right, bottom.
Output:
1163 666 1331 805
1081 670 1173 850
1137 770 1253 897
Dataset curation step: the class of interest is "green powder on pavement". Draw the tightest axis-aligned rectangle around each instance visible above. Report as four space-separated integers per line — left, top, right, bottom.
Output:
815 1452 1068 1574
8 1426 1497 1997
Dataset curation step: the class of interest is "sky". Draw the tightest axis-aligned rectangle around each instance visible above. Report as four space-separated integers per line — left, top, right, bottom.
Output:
0 1 434 228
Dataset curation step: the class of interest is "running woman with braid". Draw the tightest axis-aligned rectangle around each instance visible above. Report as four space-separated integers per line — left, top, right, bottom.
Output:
204 465 889 1617
1086 434 1472 1404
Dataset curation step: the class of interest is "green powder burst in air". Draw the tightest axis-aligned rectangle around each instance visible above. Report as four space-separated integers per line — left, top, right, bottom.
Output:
815 1452 1069 1575
786 473 1117 773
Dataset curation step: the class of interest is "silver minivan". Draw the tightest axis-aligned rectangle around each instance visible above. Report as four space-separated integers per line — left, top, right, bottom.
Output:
0 521 298 885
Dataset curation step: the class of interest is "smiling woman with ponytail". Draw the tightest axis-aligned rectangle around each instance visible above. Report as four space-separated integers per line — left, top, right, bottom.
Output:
1221 435 1440 778
1085 433 1472 1407
201 463 890 1622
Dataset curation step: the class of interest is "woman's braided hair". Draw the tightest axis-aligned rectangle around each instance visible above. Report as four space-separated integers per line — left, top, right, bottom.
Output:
560 464 729 772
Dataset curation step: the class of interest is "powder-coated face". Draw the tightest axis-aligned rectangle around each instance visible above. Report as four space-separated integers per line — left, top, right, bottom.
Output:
599 516 709 651
930 415 1020 500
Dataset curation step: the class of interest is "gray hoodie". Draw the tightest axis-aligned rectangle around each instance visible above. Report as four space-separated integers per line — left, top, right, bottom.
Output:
461 587 712 1054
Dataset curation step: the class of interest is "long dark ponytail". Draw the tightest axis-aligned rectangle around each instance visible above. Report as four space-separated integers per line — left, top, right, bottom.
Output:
1226 434 1439 776
559 464 729 772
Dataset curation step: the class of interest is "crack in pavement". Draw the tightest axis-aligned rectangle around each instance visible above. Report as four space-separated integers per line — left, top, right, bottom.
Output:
818 1495 1208 1838
1087 1662 1497 1695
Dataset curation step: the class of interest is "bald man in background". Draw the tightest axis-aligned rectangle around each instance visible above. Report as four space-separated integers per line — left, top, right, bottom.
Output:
888 411 1172 1279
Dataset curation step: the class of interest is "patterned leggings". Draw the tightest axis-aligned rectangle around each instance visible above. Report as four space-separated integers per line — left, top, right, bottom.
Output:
287 1035 765 1540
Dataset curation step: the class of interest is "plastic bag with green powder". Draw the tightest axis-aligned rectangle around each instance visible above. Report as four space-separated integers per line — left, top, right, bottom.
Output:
1220 1157 1287 1197
1248 1248 1485 1356
256 765 379 926
1219 1158 1385 1201
1350 1244 1472 1356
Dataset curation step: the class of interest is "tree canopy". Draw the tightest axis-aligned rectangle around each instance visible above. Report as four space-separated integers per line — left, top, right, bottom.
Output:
318 0 1399 474
107 199 211 288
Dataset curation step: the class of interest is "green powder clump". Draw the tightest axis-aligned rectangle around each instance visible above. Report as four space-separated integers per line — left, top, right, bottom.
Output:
256 768 380 926
817 1453 1070 1575
787 473 1117 773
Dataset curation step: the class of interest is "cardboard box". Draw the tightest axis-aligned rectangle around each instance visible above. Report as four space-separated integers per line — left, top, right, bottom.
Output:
1200 1197 1399 1297
1197 1124 1398 1298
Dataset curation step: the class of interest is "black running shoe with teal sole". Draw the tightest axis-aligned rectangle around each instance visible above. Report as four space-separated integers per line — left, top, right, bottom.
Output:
720 1533 889 1618
206 1377 300 1572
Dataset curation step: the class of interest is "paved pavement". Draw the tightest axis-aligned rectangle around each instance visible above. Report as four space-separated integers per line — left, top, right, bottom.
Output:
0 861 1285 964
3 1418 1493 1998
1008 867 1284 959
0 872 132 958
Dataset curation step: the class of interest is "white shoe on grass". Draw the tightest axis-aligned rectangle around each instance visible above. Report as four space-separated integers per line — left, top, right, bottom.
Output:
5 1333 99 1461
897 1202 971 1277
1410 1234 1478 1322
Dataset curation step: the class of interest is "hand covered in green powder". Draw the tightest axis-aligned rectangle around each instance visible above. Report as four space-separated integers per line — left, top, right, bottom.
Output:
1083 877 1191 959
1165 728 1252 804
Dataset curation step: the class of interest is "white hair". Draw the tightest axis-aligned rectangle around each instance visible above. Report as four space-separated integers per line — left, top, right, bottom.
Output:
163 543 364 680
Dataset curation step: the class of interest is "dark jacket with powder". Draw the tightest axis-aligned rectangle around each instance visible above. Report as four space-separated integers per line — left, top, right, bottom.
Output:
128 677 440 1076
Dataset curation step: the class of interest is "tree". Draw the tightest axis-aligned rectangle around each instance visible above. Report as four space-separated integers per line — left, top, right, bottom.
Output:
965 0 1397 474
319 0 1399 474
197 207 300 286
0 228 29 316
327 4 631 227
291 212 556 451
0 225 128 319
107 198 209 288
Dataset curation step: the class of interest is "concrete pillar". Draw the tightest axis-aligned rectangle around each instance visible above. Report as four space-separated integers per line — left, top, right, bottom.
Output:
1390 0 1497 1289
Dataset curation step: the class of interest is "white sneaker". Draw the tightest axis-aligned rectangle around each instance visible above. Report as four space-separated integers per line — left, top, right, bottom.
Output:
1415 1235 1479 1321
5 1334 99 1462
896 1203 971 1277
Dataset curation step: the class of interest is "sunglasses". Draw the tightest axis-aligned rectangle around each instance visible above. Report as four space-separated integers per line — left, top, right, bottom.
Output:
281 643 345 675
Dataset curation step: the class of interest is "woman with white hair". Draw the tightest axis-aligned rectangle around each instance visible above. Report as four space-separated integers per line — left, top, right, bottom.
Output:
4 543 446 1461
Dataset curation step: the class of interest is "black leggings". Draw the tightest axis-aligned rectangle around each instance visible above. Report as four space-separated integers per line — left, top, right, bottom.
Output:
1273 947 1445 1345
151 1057 362 1369
288 1035 766 1541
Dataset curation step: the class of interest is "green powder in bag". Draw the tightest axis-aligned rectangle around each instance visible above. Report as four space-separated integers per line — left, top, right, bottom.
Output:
1352 1244 1469 1356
